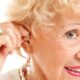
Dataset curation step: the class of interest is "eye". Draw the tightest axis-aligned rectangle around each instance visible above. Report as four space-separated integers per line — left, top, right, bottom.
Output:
65 30 78 39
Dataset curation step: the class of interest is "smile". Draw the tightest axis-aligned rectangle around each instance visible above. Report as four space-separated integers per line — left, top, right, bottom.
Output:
64 66 80 77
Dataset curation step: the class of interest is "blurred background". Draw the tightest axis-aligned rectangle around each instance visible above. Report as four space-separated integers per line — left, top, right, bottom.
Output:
1 48 27 74
0 0 9 23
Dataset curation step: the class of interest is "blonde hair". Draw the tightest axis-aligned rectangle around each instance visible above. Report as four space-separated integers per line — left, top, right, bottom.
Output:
6 0 80 26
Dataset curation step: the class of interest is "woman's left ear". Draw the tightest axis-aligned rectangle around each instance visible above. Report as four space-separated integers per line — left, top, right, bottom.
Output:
17 23 32 54
12 21 33 54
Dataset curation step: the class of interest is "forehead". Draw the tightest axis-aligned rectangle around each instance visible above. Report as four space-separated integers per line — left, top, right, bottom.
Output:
49 10 80 32
61 10 80 26
52 0 80 26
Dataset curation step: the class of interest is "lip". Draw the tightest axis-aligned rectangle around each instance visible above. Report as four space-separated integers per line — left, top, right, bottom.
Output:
64 66 80 77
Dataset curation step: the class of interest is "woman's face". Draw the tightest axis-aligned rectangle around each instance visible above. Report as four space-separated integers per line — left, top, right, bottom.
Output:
30 10 80 80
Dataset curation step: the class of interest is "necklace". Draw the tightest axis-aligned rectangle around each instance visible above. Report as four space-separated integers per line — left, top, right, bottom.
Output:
18 57 32 80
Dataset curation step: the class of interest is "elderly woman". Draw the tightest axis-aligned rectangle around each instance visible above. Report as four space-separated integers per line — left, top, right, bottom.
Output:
0 0 80 80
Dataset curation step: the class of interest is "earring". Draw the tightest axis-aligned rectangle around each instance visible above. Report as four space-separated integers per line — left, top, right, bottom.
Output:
26 56 32 76
22 35 31 44
19 56 32 80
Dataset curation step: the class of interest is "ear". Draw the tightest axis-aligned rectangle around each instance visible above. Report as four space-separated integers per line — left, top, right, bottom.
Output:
20 26 32 54
13 21 33 54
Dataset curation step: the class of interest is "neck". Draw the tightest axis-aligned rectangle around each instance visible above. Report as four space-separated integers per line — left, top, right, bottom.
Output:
29 57 47 80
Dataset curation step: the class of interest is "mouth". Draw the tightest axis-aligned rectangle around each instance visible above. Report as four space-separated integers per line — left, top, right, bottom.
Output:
64 66 80 77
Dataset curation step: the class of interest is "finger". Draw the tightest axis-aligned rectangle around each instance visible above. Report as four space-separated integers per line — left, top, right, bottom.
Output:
0 22 22 49
6 27 18 49
10 23 22 48
0 34 14 56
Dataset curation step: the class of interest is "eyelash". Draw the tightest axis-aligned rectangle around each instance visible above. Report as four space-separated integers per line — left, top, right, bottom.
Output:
65 30 79 39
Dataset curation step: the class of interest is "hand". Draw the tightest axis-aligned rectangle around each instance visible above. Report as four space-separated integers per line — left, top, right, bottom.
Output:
0 22 22 71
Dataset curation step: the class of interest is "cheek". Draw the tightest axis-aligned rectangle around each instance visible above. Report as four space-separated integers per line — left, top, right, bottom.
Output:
45 39 77 66
51 40 79 66
33 37 75 67
48 43 72 65
32 27 78 67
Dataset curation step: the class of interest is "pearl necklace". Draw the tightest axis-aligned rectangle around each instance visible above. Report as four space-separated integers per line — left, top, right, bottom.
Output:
19 57 31 80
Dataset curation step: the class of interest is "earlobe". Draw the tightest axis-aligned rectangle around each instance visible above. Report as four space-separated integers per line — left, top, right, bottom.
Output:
21 40 32 54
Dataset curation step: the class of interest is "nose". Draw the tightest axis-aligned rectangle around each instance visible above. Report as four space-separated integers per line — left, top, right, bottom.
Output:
75 52 80 61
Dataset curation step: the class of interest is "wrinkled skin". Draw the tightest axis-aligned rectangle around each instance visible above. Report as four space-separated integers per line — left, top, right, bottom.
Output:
1 9 80 80
28 10 80 80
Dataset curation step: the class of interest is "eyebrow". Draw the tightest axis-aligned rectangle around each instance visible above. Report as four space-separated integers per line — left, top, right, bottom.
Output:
63 22 80 27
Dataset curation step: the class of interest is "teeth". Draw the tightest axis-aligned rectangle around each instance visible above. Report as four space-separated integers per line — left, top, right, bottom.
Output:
68 68 72 70
76 69 80 71
72 68 80 72
65 67 72 71
65 67 80 72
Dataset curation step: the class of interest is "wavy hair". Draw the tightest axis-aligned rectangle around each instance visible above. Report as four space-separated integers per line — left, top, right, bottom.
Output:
6 0 80 26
